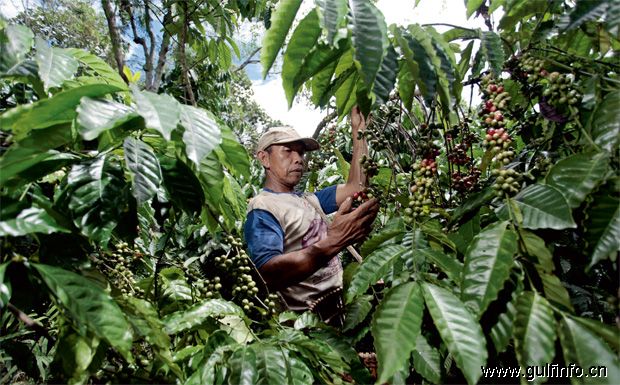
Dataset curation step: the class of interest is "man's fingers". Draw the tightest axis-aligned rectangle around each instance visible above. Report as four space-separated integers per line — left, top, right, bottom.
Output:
338 197 353 215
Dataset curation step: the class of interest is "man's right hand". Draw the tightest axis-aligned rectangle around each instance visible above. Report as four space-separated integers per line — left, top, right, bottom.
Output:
327 197 379 249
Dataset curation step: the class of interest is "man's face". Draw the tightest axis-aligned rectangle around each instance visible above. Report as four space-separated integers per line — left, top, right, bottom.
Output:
259 142 307 189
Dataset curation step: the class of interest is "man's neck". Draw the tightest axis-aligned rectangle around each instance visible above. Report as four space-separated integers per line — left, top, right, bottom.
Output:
264 178 295 193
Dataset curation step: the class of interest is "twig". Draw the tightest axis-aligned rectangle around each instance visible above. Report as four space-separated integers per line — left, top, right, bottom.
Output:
234 47 262 73
7 303 55 344
312 111 338 139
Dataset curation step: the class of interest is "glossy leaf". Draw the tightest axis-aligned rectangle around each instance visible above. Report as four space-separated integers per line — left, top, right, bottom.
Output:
32 263 133 361
0 25 34 73
498 184 576 230
123 138 162 204
162 299 243 334
0 207 70 236
489 295 517 354
35 37 78 91
373 43 398 105
584 186 620 267
466 0 485 18
558 0 608 31
118 297 170 349
215 125 250 180
539 271 573 311
479 31 504 76
260 0 302 78
570 316 620 352
227 346 258 385
411 334 442 384
520 230 554 272
285 355 313 385
0 84 122 135
403 30 436 106
66 48 127 89
514 291 556 378
0 262 11 308
345 244 406 303
461 221 517 316
360 217 405 257
159 157 205 214
372 282 423 383
350 0 388 89
180 105 221 165
418 248 463 285
343 294 373 332
316 0 347 45
55 327 101 384
559 316 620 384
76 97 137 141
282 9 321 107
255 344 288 385
592 91 620 152
546 152 609 208
132 87 180 140
422 283 487 385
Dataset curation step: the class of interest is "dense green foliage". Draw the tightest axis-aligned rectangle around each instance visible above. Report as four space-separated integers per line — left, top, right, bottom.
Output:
1 0 619 384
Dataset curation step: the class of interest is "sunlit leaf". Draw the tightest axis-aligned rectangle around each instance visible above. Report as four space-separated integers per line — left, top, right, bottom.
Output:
0 24 34 73
162 299 243 334
123 138 162 204
132 86 180 140
316 0 348 45
35 37 78 91
77 97 137 141
411 334 442 384
0 207 70 236
260 0 302 78
0 262 11 308
180 105 221 165
350 0 388 90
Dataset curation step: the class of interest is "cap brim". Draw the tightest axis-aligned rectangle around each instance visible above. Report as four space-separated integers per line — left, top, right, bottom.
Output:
272 137 321 151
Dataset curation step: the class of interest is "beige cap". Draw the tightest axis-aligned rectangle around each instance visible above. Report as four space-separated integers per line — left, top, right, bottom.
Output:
256 126 320 153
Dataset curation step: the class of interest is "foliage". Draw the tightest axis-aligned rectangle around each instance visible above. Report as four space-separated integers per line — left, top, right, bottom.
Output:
1 0 619 384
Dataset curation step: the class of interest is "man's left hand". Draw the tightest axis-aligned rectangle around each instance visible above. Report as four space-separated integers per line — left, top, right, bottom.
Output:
351 106 367 134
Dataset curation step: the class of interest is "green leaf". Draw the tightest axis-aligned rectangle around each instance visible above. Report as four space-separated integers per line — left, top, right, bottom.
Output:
186 345 234 385
162 299 243 334
592 91 620 152
345 244 406 303
497 184 576 230
403 30 436 106
343 294 373 332
255 345 289 385
282 9 322 107
489 295 517 354
66 156 126 245
32 263 133 361
0 84 123 135
215 125 250 180
450 212 480 255
260 0 302 78
123 138 162 204
159 157 205 214
373 43 398 105
466 0 485 18
350 0 389 90
546 152 609 208
200 152 225 210
397 60 415 112
418 248 463 285
514 291 556 379
559 316 620 384
55 327 102 385
284 355 313 385
335 71 358 117
584 185 620 267
422 283 487 385
558 0 608 31
66 48 127 90
457 41 474 82
479 31 504 76
360 217 405 257
180 105 221 165
520 230 554 272
310 60 337 106
316 0 348 45
35 37 78 91
333 148 350 180
0 207 70 236
118 297 170 349
76 97 137 141
0 25 34 73
132 87 180 140
461 221 517 316
411 334 442 384
223 174 247 221
228 346 258 385
570 316 620 352
427 27 459 104
539 272 573 311
0 262 11 309
372 282 424 383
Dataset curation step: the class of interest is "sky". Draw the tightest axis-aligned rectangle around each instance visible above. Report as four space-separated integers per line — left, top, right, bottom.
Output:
250 0 492 136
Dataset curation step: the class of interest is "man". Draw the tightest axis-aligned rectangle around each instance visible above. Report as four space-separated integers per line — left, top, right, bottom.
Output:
244 107 379 324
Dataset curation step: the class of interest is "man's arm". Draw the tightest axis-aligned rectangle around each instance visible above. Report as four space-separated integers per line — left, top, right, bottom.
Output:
335 106 369 206
259 197 379 290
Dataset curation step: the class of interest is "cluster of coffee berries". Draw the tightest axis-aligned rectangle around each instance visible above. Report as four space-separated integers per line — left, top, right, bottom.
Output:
92 242 145 296
451 168 480 193
492 168 523 198
519 54 546 83
483 128 515 164
542 71 581 107
479 80 511 129
359 130 387 151
352 189 371 208
403 159 437 223
360 154 379 177
447 142 471 166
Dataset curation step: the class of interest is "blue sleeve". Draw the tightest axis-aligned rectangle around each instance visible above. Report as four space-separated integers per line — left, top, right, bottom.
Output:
314 185 338 214
243 209 284 269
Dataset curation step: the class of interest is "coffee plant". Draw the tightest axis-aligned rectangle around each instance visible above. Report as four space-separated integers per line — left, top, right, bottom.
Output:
1 0 619 384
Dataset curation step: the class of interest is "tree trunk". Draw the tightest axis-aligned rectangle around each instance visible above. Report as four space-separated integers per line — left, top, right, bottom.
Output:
152 10 172 91
179 2 196 106
101 0 128 84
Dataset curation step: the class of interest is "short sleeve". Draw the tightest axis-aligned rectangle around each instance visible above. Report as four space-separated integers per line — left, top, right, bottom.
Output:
243 209 284 269
314 185 338 214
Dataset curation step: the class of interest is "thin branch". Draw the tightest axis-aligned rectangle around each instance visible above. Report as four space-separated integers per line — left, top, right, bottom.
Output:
421 23 476 32
101 0 128 84
125 1 152 88
312 110 338 139
234 46 261 73
7 303 55 344
152 9 172 91
180 1 197 106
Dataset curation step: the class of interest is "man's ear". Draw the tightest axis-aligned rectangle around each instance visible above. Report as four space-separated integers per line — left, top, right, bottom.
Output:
257 150 270 169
